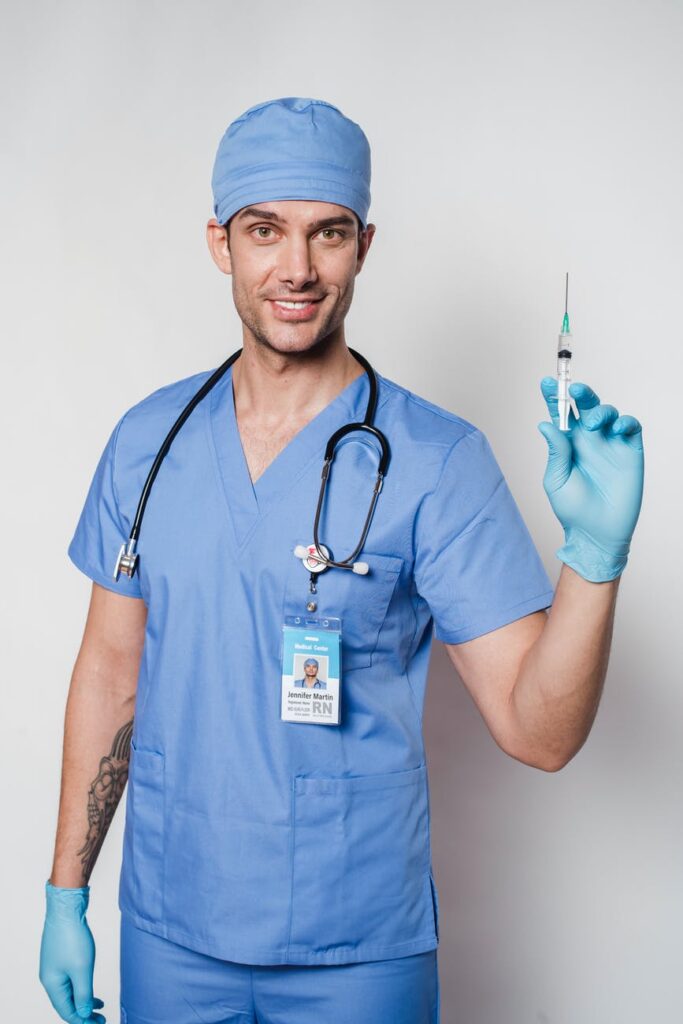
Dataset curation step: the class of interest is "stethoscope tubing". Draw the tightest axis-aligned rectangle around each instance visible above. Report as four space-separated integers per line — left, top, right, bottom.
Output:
114 347 389 580
130 350 241 543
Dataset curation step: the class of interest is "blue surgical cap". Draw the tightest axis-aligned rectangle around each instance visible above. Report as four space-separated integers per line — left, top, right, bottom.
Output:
303 658 319 667
211 97 371 230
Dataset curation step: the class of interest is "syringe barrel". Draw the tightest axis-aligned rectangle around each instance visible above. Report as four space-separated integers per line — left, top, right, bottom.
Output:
557 329 572 431
557 330 573 356
557 354 571 381
556 350 572 431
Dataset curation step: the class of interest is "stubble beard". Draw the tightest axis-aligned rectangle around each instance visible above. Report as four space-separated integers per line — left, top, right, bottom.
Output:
232 283 355 358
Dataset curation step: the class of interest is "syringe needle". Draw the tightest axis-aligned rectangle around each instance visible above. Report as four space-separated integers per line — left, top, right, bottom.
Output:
561 272 570 334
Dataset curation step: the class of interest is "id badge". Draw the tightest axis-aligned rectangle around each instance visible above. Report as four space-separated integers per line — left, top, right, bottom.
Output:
281 614 342 725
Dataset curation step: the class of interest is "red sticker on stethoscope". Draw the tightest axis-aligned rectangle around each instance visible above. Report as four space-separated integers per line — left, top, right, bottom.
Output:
298 543 330 574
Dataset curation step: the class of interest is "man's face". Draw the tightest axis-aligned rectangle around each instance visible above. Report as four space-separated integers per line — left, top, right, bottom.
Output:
304 662 318 677
206 200 375 356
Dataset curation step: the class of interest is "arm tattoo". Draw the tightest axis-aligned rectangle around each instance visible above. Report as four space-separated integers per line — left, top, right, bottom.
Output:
77 718 134 884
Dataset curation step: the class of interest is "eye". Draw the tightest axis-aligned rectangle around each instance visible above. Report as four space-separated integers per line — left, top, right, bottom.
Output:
319 228 343 240
253 225 274 238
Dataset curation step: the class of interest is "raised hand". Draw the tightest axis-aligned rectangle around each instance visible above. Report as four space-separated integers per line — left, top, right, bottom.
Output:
537 377 644 582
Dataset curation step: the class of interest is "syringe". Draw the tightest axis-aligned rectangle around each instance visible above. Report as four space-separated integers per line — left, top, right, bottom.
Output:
557 272 579 431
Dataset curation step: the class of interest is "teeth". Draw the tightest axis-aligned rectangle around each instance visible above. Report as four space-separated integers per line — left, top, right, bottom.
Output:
275 300 312 309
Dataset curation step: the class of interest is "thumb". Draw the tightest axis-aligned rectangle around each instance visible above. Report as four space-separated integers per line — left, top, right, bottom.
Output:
537 420 573 492
72 969 95 1019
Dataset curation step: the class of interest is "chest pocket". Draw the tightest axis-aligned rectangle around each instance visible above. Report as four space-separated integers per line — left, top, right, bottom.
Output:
283 540 403 671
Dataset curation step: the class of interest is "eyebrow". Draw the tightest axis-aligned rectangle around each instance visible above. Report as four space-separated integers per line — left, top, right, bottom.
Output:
235 206 357 231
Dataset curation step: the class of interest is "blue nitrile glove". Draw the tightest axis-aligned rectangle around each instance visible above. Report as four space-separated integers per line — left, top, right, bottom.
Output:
538 378 644 582
39 881 106 1023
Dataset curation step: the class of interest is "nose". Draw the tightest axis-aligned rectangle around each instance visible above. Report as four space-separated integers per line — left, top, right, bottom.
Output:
277 235 319 290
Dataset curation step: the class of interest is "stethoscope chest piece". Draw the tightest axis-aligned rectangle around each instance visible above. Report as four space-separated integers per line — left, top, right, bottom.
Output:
114 539 138 579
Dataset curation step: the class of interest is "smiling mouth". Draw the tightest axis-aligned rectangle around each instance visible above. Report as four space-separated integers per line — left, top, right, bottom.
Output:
270 298 323 309
268 297 324 320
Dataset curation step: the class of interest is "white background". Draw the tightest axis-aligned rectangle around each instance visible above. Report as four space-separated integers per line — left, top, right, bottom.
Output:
3 1 681 1021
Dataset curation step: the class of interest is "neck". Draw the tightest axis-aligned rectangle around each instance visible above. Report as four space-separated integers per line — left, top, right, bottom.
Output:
232 336 364 424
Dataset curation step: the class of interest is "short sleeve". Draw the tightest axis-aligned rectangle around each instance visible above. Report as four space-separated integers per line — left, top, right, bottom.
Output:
67 413 143 598
414 429 554 644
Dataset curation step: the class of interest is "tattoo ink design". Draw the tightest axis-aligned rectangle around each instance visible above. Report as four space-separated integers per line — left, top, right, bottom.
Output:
77 718 134 884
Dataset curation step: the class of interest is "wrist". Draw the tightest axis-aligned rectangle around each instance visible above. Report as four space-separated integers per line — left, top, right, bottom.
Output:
45 880 90 921
557 527 630 583
46 879 90 894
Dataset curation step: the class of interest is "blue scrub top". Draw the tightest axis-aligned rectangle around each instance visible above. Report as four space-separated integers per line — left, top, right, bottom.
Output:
294 677 327 689
68 363 555 966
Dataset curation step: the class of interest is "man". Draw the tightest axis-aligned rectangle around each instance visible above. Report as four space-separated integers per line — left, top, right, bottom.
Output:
294 658 326 689
39 97 644 1024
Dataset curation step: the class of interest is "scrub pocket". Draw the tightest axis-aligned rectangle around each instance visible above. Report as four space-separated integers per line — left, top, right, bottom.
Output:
124 738 165 922
289 763 436 957
284 543 403 670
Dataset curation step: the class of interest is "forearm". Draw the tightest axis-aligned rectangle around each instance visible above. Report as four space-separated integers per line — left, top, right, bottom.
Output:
49 662 135 888
509 562 620 771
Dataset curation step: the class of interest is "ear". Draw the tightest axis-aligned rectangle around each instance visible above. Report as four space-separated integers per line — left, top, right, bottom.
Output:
206 218 233 275
355 222 376 275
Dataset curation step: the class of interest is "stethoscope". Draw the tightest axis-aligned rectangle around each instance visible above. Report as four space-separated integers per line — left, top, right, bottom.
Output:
113 347 390 589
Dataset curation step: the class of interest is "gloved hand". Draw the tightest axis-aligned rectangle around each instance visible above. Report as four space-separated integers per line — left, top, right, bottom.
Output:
39 881 106 1023
538 378 644 583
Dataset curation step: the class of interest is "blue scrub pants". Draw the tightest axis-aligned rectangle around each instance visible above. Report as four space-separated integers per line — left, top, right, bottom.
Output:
120 913 440 1024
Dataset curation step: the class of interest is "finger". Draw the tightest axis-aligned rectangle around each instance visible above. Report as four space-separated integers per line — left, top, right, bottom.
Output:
537 420 573 491
67 1008 105 1024
568 381 601 410
583 404 620 431
610 414 642 435
612 413 644 451
44 976 80 1023
73 971 96 1020
540 377 560 424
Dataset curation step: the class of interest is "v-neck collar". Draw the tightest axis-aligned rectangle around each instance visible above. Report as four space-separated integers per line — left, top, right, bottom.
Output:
207 361 384 549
